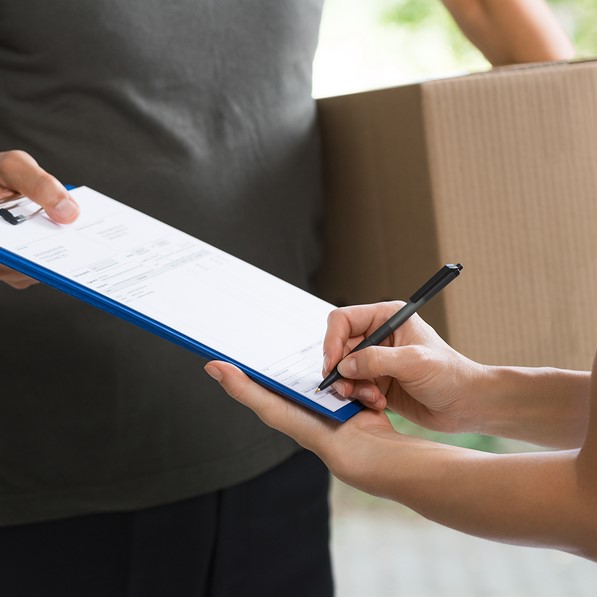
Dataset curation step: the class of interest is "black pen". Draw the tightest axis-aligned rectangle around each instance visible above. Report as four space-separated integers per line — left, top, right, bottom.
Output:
316 263 463 393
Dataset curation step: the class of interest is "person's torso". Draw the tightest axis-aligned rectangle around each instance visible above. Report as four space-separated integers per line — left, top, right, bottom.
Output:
0 0 325 522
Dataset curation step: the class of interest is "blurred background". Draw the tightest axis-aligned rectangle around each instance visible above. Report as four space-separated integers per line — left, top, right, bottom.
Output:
314 1 597 595
314 0 597 98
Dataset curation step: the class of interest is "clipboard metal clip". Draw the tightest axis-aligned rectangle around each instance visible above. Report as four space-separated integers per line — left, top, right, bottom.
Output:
0 196 44 225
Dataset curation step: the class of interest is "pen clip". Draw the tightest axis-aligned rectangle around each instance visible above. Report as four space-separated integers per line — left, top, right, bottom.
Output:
410 263 463 303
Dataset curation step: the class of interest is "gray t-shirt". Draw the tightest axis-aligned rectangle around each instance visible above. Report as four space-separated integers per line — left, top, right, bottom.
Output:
0 0 324 524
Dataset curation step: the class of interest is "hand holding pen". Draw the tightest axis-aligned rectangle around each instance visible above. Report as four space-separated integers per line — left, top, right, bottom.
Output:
318 264 463 398
210 262 478 434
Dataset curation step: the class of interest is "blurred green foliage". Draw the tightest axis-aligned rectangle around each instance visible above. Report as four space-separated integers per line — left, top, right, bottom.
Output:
550 0 597 56
388 412 499 452
382 0 597 67
381 0 482 65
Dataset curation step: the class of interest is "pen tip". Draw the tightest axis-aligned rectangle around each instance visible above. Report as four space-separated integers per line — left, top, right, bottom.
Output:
315 388 321 393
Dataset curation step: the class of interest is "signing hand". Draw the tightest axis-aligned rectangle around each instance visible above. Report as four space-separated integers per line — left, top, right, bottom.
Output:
322 302 488 434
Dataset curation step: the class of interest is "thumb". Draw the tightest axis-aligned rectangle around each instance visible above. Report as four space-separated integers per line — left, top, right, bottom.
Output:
0 151 79 224
204 361 300 432
204 361 331 450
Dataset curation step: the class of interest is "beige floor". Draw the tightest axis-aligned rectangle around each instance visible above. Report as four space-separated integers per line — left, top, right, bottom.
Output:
330 479 597 597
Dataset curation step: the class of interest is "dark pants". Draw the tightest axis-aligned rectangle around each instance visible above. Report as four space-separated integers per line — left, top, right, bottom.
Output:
0 450 333 597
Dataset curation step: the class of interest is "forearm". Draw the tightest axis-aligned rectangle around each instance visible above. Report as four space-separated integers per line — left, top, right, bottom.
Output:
209 357 597 558
466 365 591 448
331 434 597 560
442 0 574 65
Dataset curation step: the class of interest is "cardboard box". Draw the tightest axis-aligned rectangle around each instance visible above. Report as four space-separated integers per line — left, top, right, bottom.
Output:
315 60 597 370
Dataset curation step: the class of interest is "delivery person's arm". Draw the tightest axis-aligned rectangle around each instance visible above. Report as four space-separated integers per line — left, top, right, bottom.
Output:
0 150 80 289
441 0 574 65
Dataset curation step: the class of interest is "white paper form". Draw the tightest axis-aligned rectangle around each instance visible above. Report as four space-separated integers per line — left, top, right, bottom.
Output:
0 187 360 420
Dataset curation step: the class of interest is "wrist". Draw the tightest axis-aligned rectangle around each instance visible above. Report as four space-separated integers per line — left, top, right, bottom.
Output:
467 364 544 437
467 365 590 447
331 430 470 508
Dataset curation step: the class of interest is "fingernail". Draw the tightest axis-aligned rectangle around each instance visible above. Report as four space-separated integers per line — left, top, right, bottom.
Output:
356 387 376 402
338 358 356 377
204 365 223 382
54 198 79 219
323 353 330 373
333 381 349 397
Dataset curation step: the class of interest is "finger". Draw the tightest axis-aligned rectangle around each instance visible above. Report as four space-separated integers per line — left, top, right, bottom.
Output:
0 151 79 223
322 302 404 375
204 361 333 449
330 372 388 409
0 265 39 289
322 308 352 376
338 344 429 383
346 380 387 410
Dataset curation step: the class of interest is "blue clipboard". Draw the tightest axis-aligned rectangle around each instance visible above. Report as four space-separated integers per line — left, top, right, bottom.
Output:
0 188 363 423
